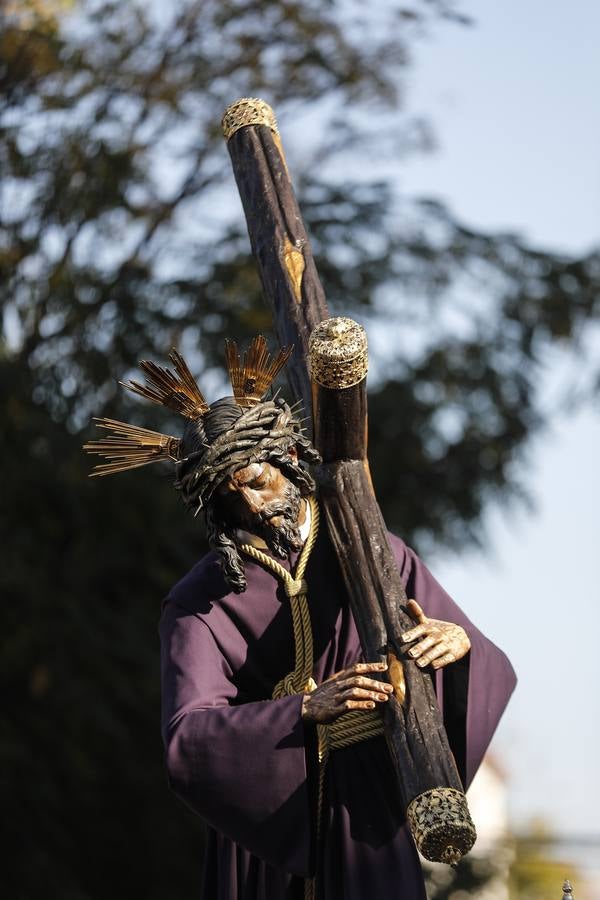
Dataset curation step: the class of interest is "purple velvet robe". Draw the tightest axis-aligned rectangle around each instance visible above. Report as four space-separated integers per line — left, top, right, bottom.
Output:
160 520 516 900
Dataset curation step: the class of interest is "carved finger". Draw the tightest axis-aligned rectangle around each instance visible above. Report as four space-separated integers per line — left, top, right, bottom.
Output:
344 699 377 711
406 598 428 624
431 651 456 670
350 661 387 675
340 674 390 693
341 687 389 702
422 642 450 663
401 623 427 644
429 622 471 659
331 662 380 682
408 634 441 659
345 676 393 693
346 675 382 689
416 644 445 667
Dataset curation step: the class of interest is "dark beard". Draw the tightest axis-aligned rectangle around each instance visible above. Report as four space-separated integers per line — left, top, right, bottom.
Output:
252 481 304 558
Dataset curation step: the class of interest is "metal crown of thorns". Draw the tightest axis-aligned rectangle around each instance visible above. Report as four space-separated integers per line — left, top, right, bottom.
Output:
83 336 292 477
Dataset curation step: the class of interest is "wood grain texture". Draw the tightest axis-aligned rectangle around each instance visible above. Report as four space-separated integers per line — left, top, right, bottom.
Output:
316 459 463 801
226 125 329 414
225 113 465 813
311 380 368 462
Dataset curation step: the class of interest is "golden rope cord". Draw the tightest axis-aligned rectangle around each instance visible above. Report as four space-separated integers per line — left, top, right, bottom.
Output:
240 496 320 697
239 497 384 900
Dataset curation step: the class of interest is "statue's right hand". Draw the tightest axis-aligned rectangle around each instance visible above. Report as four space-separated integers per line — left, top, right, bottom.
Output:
301 661 392 724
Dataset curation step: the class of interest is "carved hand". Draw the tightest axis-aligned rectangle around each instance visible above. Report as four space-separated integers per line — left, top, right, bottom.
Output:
301 661 393 724
401 599 471 670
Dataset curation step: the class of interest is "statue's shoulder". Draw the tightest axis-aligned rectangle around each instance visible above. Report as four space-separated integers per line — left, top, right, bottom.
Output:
165 551 230 616
386 531 408 557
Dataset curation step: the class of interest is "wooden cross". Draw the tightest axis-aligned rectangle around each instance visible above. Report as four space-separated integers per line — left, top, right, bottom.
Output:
222 97 475 864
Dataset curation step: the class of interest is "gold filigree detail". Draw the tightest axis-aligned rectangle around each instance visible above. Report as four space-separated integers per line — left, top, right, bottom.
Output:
406 787 477 865
222 97 279 141
308 317 368 389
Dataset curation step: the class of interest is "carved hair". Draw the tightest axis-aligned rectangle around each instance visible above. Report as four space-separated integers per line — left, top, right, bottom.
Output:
174 396 320 591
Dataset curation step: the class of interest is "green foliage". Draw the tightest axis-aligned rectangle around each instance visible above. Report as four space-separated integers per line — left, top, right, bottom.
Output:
1 0 599 895
1 359 207 897
509 824 585 900
2 1 598 544
424 827 585 900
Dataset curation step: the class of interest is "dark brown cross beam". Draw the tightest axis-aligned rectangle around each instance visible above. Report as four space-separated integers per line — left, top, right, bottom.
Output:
222 98 327 415
222 98 475 864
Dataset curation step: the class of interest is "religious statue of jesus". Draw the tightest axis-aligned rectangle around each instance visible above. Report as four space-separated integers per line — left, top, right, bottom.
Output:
84 335 516 899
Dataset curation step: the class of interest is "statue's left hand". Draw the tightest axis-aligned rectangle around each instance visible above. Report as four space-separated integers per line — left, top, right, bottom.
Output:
401 599 471 670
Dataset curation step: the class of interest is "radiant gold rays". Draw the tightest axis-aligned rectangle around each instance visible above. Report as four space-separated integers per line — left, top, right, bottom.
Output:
225 335 292 408
83 419 181 477
84 336 292 477
122 350 209 419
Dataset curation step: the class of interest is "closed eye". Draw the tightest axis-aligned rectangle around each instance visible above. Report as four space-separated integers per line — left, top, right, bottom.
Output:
248 475 269 489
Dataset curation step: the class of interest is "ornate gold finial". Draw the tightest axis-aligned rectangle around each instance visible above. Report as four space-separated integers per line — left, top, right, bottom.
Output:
308 317 368 390
221 97 279 141
225 335 292 408
122 350 209 420
406 787 477 864
83 419 181 476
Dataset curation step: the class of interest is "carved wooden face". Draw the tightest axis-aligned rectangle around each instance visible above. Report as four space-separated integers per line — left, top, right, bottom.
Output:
215 447 305 556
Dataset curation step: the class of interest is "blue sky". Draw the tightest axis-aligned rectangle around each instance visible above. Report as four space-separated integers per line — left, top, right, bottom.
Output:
398 0 600 840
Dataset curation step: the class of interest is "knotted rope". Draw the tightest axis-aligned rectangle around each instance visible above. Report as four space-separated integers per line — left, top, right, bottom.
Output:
239 496 320 697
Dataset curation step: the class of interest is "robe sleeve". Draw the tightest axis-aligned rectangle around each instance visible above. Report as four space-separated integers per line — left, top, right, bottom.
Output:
159 599 312 877
391 536 517 789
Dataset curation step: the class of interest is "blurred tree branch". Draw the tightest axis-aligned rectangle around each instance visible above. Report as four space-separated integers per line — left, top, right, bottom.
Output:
2 1 598 553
